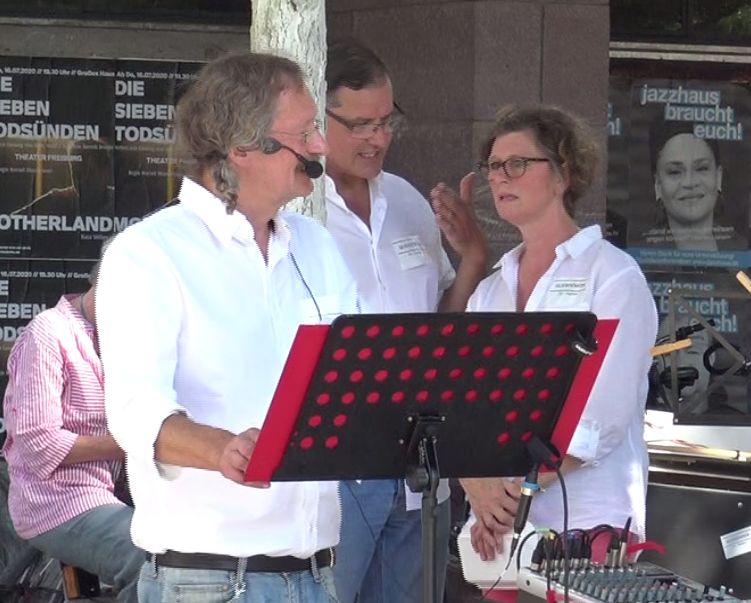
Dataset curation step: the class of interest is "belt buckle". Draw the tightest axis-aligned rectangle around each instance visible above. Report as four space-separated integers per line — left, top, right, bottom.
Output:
327 547 335 568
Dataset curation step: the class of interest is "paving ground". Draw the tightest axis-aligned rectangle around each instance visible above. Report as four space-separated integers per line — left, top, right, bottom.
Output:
446 553 488 602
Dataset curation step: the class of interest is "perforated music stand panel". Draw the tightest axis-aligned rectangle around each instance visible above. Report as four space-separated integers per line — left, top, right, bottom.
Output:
245 312 616 483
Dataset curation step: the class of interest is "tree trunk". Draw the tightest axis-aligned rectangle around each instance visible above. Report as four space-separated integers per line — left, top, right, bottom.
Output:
251 0 327 223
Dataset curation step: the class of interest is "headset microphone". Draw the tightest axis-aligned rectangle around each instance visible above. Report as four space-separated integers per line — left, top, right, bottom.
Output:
260 137 324 179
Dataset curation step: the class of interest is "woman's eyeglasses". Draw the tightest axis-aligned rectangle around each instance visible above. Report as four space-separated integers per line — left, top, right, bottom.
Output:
476 156 550 179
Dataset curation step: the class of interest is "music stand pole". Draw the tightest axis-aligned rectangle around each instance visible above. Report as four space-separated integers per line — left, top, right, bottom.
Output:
405 415 443 603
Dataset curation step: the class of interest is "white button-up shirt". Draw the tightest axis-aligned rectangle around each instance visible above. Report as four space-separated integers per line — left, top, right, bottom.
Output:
325 172 455 314
325 171 453 507
97 177 359 557
467 226 657 538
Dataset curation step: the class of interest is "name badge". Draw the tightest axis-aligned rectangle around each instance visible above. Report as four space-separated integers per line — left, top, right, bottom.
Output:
392 235 427 270
545 277 588 308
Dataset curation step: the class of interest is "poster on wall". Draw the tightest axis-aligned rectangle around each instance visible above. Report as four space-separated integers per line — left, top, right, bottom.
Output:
605 76 631 249
647 268 751 424
0 55 201 444
608 78 751 269
0 56 200 260
607 75 751 426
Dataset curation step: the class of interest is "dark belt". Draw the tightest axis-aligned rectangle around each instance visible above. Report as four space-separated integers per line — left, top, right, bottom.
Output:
153 548 334 573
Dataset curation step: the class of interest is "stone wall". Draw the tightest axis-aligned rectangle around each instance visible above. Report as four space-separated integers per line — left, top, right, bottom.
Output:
328 0 610 256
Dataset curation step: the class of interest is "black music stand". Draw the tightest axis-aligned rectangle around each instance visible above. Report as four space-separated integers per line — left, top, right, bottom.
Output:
246 312 617 603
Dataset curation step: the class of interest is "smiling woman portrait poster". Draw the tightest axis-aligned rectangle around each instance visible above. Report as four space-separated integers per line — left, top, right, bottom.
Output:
622 79 750 269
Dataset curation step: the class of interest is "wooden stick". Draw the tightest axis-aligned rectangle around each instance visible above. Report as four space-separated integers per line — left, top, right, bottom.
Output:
650 338 692 357
736 270 751 295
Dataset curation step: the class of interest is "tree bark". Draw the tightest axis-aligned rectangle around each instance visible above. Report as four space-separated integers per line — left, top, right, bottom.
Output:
251 0 327 223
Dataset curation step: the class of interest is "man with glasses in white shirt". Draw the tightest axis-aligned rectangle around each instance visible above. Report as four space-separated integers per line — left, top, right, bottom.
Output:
323 38 489 603
96 52 358 603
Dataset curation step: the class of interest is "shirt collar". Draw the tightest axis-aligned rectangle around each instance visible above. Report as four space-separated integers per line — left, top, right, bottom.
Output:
492 225 602 269
178 177 291 248
559 225 602 258
60 294 95 334
324 171 385 211
369 171 385 198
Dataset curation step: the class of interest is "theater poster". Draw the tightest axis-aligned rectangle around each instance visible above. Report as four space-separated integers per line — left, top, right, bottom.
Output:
0 56 200 443
607 78 751 269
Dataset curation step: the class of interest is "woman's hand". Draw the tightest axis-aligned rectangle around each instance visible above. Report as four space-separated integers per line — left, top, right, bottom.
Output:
461 477 522 560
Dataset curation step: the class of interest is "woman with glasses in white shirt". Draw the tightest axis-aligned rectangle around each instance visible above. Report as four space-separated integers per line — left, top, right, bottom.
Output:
460 105 657 585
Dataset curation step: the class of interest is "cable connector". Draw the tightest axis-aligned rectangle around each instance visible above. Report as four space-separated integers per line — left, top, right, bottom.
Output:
530 537 546 572
605 533 620 568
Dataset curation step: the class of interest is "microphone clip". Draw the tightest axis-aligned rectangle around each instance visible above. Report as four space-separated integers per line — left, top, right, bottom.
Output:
526 435 562 471
521 468 541 496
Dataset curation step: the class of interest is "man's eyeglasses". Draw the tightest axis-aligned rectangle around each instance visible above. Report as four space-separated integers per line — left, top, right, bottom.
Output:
270 119 324 145
476 157 550 180
325 105 405 140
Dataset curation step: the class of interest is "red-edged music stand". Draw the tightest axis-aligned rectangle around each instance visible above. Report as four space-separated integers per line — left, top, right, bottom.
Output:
245 312 617 603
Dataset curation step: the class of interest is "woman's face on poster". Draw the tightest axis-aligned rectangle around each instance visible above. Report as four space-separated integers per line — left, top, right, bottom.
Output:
654 133 722 227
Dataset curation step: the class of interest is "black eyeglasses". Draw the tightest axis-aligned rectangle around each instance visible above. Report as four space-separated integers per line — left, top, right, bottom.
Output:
325 103 405 139
476 156 550 180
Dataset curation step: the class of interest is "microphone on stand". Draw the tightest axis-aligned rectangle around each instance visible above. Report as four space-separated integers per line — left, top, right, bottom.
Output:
506 465 540 568
260 137 324 179
675 318 715 340
504 436 561 568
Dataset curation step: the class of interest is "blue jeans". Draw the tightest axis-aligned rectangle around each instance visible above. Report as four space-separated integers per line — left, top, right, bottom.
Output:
138 561 338 603
28 503 141 603
334 479 450 603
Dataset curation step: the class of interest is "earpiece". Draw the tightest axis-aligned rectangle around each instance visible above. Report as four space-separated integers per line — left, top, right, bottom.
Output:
260 138 283 154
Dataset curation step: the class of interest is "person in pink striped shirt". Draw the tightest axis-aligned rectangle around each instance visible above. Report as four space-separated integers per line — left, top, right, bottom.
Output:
2 245 141 603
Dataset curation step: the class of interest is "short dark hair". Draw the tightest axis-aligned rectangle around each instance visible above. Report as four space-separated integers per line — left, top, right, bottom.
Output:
649 119 720 176
326 37 389 105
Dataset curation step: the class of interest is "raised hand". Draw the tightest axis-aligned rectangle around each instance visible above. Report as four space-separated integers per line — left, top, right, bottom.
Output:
430 172 487 262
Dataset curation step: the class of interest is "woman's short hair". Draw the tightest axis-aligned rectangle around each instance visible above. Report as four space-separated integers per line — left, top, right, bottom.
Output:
648 120 721 176
479 105 600 217
173 51 305 212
